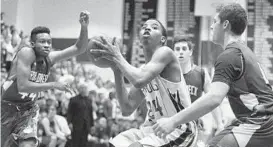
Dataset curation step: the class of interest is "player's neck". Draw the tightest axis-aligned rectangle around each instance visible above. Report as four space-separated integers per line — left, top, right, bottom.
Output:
180 60 192 74
36 56 44 61
224 34 243 49
143 44 161 62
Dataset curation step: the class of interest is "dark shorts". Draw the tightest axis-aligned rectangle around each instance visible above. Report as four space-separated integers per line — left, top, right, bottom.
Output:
208 115 273 147
1 100 39 146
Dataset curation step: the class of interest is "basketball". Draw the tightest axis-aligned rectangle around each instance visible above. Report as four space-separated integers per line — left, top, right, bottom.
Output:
87 36 123 68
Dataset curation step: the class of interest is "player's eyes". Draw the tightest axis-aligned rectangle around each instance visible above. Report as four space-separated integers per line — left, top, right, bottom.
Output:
152 25 158 29
182 47 187 51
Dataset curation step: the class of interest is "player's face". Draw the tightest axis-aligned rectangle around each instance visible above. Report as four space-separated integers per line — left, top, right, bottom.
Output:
33 33 52 57
139 20 164 46
174 41 192 63
210 13 224 45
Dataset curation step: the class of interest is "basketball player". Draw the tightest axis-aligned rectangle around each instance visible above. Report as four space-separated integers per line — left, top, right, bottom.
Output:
1 11 89 147
90 19 197 147
152 3 273 147
173 36 224 145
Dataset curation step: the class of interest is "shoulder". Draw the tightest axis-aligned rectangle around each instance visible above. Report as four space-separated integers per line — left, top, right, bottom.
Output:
17 46 36 60
153 46 176 60
216 47 242 65
192 65 202 72
157 46 174 54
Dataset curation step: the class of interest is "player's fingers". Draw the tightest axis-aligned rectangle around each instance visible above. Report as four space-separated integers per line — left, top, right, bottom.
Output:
112 37 116 45
92 40 108 50
89 49 112 56
100 36 112 47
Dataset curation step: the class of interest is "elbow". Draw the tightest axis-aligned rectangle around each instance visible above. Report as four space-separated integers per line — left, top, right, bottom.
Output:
132 79 146 89
121 110 134 117
17 82 28 93
120 107 134 117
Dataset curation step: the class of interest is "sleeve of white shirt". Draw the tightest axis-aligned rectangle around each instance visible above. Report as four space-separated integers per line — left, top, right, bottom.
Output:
56 115 71 136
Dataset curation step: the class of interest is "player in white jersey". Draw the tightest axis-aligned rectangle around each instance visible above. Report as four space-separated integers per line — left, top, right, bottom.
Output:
90 19 198 147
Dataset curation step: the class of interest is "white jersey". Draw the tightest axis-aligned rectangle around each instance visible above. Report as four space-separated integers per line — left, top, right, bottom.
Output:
141 75 191 126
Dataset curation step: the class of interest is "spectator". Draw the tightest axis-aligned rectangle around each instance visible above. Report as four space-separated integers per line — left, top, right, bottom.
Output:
67 81 94 147
40 100 67 147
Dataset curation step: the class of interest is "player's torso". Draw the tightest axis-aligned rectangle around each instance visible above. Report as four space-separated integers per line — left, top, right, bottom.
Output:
183 65 204 102
2 56 51 103
141 76 191 126
224 43 273 119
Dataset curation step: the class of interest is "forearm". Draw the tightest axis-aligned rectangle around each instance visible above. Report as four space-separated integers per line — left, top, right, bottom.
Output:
114 69 135 115
75 26 88 53
171 93 221 127
114 56 146 88
18 81 55 93
211 106 223 127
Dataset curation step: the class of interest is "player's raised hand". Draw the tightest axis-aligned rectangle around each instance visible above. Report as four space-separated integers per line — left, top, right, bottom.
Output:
79 10 90 26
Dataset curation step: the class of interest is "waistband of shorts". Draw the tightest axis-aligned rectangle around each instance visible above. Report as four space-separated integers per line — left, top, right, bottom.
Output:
1 100 37 111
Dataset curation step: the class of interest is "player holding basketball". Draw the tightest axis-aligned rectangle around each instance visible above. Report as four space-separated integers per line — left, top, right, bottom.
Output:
153 3 273 147
173 36 224 145
1 11 89 147
90 19 197 147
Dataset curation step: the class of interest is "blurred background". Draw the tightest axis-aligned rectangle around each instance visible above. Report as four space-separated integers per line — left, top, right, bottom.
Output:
1 0 273 147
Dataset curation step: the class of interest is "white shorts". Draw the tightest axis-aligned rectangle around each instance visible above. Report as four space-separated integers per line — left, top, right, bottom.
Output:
109 122 198 147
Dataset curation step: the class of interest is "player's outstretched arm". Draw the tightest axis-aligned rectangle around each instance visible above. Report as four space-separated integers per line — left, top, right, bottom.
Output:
16 47 72 93
91 42 174 88
113 67 145 116
49 11 89 64
152 82 229 138
203 69 224 134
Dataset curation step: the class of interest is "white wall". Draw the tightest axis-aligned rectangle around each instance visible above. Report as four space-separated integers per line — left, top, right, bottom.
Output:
2 0 167 38
2 0 124 38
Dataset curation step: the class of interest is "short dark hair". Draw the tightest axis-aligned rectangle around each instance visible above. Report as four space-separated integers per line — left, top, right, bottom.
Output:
216 3 247 35
30 26 50 42
173 36 194 50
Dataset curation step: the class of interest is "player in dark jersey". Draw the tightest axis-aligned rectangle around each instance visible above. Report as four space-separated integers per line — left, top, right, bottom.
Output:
1 11 89 147
153 3 273 147
172 36 224 146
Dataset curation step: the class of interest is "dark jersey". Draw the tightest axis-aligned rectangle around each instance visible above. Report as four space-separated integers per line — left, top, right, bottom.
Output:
212 42 273 123
183 65 205 102
1 46 51 103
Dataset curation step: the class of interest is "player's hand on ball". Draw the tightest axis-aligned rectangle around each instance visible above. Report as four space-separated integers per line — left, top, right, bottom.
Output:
152 117 175 139
79 10 90 26
87 36 123 68
90 36 123 62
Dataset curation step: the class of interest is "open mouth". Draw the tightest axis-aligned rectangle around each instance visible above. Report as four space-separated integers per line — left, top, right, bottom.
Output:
143 31 150 36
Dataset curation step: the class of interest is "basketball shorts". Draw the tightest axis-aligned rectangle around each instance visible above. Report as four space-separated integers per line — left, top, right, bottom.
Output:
109 121 198 147
208 115 273 147
1 100 39 146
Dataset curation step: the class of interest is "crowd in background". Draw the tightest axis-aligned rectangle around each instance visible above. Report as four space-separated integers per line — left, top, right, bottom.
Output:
1 12 146 147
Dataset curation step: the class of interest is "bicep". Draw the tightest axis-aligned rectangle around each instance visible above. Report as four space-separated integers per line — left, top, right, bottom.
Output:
208 82 230 103
140 48 173 82
16 49 35 84
49 45 77 64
